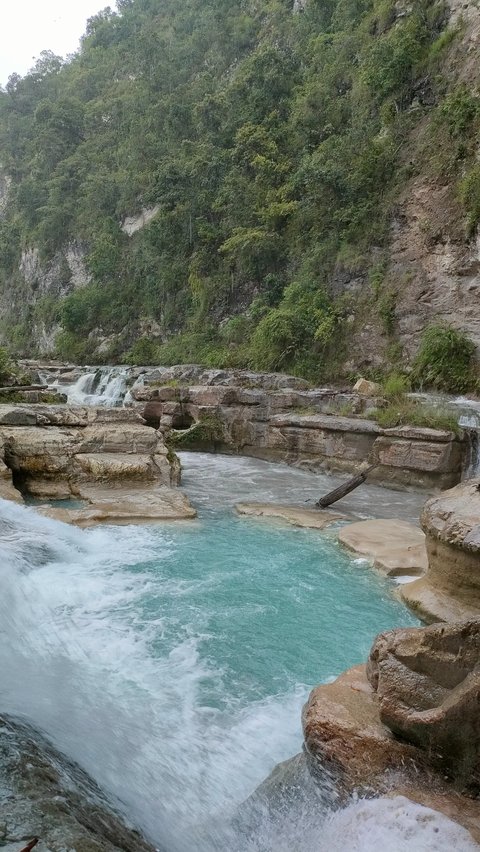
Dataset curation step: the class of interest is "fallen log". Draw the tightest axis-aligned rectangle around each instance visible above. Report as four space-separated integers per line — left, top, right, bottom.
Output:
316 465 377 509
19 839 39 852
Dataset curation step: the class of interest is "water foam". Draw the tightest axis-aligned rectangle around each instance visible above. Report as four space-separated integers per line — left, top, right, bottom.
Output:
0 498 308 848
0 452 472 851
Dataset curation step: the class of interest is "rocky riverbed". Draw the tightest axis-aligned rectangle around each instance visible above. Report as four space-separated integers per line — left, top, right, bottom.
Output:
0 374 479 848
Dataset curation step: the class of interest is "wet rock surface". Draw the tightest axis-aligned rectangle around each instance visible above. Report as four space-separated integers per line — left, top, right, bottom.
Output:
302 621 480 843
38 485 197 526
367 619 480 791
0 715 157 852
235 502 344 528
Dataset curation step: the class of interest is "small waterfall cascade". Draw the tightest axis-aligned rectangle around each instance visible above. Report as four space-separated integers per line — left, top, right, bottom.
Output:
458 409 480 479
67 367 129 406
409 392 480 480
44 366 130 407
36 364 150 407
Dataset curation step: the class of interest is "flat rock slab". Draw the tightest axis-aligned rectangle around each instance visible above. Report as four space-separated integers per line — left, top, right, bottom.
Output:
400 577 480 624
235 502 344 528
38 485 197 526
338 519 427 577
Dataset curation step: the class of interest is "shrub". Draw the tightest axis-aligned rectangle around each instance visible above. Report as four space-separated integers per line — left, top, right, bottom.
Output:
412 324 476 393
373 400 459 433
382 372 411 400
459 164 480 236
55 330 91 363
0 346 13 384
125 337 160 365
168 413 225 448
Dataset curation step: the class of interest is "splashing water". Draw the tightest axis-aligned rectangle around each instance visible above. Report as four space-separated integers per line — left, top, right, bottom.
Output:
65 367 129 406
0 455 475 850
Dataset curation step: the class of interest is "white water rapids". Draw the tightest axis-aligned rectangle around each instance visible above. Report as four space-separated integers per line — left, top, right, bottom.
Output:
0 452 478 850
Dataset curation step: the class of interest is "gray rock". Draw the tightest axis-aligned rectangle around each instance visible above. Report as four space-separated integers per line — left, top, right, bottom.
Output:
0 715 158 851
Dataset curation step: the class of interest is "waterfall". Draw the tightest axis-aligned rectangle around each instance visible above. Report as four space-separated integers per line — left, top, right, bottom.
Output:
0 480 477 851
459 412 480 479
409 392 480 480
65 367 129 406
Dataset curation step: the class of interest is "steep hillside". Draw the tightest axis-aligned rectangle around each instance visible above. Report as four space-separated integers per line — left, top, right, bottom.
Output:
0 0 479 385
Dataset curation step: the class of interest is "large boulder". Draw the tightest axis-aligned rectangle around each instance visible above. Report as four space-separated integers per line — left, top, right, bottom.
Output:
302 665 420 788
302 624 480 841
401 479 480 622
0 410 177 498
367 619 480 791
353 378 381 395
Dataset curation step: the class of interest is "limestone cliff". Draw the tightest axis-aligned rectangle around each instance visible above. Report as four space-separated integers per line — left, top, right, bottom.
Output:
0 0 479 373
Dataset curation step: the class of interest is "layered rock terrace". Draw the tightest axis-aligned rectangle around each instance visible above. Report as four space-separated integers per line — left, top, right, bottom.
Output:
0 403 194 522
127 367 466 489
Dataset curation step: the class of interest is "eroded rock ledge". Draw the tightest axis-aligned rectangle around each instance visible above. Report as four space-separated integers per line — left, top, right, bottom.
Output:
0 404 195 522
401 479 480 622
303 619 480 843
130 373 465 489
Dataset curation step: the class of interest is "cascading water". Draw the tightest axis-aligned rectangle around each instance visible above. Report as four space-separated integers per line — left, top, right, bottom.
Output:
1 453 476 851
58 366 130 406
410 392 480 479
456 405 480 479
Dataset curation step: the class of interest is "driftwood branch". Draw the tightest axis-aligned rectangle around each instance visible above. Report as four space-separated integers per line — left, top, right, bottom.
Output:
316 464 377 509
19 838 39 852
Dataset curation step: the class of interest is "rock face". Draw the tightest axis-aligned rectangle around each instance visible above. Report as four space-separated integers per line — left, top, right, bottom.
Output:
303 621 480 842
401 479 480 622
303 665 420 786
131 379 466 489
338 519 428 577
367 619 480 791
0 715 157 852
0 404 178 500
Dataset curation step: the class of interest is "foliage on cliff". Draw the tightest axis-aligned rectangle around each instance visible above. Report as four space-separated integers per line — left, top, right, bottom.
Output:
0 0 477 381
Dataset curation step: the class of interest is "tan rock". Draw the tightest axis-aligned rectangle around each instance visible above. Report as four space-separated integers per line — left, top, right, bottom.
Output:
1 426 78 476
338 519 427 577
75 423 160 455
235 502 344 528
400 480 480 622
302 665 420 785
39 484 197 526
373 435 462 474
353 378 381 395
367 620 480 791
0 460 22 503
0 413 177 494
302 658 480 841
73 452 161 482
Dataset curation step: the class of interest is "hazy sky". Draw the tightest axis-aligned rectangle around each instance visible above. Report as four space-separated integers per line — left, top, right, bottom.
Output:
1 0 108 85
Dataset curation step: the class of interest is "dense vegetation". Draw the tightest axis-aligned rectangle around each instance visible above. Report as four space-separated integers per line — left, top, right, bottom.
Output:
0 0 478 385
